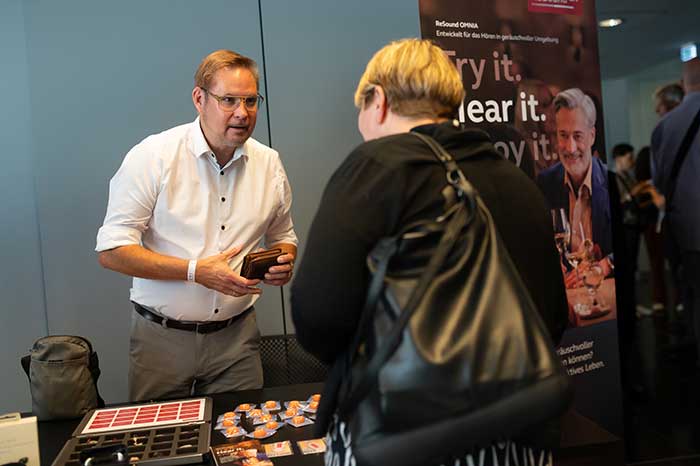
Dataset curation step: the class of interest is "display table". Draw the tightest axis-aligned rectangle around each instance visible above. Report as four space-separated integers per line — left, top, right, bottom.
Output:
36 384 623 466
38 383 324 466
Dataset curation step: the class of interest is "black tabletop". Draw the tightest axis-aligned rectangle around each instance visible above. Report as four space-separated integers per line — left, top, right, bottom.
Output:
38 383 325 466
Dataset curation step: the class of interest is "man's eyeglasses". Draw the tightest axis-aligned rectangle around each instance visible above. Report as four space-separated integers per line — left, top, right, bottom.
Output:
201 88 264 111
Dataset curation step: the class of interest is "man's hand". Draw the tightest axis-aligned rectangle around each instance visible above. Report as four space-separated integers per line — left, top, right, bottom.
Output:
195 246 262 297
263 252 296 286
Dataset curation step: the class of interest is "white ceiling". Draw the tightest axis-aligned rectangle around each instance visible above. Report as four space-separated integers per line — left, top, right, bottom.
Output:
597 0 700 78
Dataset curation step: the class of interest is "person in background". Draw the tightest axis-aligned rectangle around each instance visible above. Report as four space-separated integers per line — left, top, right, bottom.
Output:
634 146 668 317
654 82 685 118
635 145 664 311
652 58 700 361
608 144 641 404
291 38 567 466
610 144 660 340
96 50 297 401
639 83 686 319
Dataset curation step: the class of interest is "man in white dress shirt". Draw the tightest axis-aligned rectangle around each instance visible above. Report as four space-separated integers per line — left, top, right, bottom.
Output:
96 50 298 401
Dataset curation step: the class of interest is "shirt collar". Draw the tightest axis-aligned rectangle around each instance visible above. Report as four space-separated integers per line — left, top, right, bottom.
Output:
189 116 249 163
564 158 593 197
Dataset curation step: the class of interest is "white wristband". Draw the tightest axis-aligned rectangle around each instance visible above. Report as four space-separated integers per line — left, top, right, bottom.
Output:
187 259 197 282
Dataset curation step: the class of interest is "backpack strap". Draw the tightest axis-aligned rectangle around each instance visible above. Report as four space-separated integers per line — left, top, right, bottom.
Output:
89 352 106 408
21 355 31 380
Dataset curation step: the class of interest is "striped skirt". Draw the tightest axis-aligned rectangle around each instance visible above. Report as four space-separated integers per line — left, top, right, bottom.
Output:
324 416 552 466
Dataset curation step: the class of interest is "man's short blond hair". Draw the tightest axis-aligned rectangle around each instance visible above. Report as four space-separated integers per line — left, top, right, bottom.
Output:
194 49 259 90
354 39 465 119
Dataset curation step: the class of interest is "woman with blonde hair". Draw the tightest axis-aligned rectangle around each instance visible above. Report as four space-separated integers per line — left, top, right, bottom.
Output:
292 38 567 466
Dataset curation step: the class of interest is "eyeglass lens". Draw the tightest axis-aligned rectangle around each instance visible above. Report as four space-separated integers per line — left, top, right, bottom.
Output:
221 96 259 110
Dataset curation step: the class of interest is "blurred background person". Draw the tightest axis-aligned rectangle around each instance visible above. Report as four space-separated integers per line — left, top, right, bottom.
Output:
654 82 685 118
634 146 667 317
652 58 700 361
641 83 686 322
610 144 661 332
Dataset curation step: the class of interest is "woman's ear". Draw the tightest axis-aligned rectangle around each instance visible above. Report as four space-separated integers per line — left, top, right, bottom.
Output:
373 86 389 124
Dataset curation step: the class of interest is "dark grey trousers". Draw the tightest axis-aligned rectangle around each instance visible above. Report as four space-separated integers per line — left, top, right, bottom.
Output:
128 308 263 402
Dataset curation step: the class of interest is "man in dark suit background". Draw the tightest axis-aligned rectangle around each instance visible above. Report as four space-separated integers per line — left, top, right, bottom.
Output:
651 58 700 361
537 88 613 287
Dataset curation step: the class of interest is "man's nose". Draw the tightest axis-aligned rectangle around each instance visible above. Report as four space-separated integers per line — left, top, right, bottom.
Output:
233 103 250 119
566 137 576 153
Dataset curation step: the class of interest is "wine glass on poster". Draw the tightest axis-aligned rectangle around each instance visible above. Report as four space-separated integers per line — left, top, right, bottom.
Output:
551 208 570 265
583 262 607 311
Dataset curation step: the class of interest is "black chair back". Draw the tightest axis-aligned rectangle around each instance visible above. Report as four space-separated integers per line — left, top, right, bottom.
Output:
260 334 328 387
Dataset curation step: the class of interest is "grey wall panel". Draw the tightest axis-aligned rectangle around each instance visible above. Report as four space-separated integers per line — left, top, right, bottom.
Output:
260 0 420 331
23 0 268 404
0 0 48 413
601 78 630 164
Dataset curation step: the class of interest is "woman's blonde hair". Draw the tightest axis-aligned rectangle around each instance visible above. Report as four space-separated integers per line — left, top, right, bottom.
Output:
354 39 465 118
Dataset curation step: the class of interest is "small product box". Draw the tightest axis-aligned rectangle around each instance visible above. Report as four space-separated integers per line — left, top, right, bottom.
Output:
0 413 40 466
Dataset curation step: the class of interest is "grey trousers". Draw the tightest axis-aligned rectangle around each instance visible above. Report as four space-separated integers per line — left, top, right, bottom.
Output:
128 307 263 402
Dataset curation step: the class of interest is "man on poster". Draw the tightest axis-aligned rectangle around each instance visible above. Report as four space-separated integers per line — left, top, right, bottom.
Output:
537 88 613 287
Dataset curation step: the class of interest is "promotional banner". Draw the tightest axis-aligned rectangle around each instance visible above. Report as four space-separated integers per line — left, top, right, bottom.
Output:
419 0 623 448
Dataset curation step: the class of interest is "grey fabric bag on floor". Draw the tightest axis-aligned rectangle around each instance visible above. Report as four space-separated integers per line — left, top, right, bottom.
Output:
21 335 105 420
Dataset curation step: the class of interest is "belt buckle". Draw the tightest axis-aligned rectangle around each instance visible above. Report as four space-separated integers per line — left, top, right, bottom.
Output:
195 322 215 334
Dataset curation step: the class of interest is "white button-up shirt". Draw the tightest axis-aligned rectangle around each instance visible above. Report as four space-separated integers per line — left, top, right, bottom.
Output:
96 117 298 321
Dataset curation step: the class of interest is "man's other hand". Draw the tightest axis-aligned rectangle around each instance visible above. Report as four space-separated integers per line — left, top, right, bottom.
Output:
263 252 295 286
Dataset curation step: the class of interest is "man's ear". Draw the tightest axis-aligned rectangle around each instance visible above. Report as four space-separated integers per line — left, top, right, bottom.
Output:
192 87 205 113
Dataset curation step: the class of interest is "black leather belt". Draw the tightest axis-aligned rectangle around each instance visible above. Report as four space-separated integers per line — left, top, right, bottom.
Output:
133 302 253 334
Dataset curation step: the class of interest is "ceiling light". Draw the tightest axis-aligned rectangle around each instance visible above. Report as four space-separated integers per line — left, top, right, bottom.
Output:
599 18 624 28
681 43 698 62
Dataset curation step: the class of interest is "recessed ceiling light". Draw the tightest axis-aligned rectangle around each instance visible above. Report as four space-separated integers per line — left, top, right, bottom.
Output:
599 18 624 28
681 43 697 62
